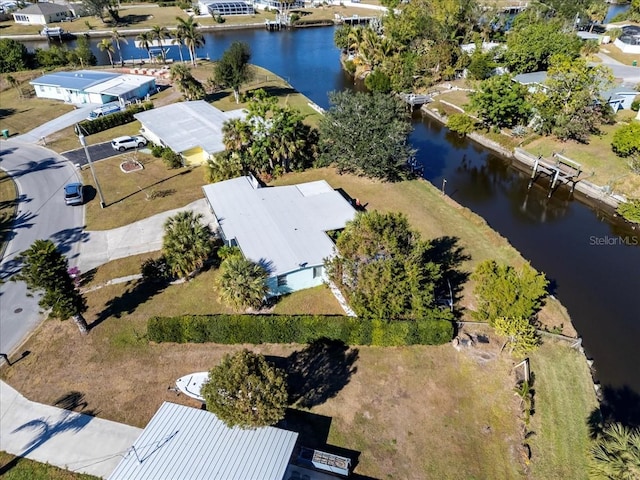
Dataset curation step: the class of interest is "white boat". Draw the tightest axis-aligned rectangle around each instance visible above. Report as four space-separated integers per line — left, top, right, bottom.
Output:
175 372 208 402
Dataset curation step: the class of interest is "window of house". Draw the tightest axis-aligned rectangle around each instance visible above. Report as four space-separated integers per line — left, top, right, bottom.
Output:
277 275 287 287
313 266 322 278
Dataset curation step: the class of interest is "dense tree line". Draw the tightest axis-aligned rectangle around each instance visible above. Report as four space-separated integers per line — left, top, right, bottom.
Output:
0 37 96 73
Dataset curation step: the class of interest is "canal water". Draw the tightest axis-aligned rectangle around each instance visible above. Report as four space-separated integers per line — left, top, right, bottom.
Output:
27 27 640 398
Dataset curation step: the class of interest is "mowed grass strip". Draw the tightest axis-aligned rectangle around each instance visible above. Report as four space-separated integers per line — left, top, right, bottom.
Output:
81 155 207 230
528 340 598 479
0 171 18 258
0 451 98 480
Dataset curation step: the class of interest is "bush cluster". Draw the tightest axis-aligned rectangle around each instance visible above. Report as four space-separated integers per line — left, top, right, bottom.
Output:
76 101 153 135
147 314 454 346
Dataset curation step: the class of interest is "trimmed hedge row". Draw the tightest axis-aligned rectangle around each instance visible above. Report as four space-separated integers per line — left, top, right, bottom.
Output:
147 314 454 346
76 101 153 135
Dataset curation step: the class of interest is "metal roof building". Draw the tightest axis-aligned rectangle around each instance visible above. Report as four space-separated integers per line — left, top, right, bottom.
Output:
31 70 119 91
202 176 356 295
134 101 246 165
108 402 298 480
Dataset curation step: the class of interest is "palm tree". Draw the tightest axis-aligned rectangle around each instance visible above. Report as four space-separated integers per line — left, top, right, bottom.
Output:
347 26 364 54
204 151 245 183
6 74 22 98
111 29 128 67
171 29 185 63
98 38 115 68
217 255 268 310
151 24 171 63
162 211 214 279
589 423 640 479
136 31 153 62
176 16 205 67
222 118 252 151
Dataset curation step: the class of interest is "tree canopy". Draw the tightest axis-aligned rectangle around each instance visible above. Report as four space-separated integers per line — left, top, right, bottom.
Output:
216 255 269 310
505 20 582 74
0 39 31 73
162 211 214 279
14 239 88 334
326 210 453 322
319 91 414 182
471 259 548 325
493 316 540 357
589 423 640 479
201 350 288 428
213 41 253 103
532 55 615 142
470 74 531 129
612 122 640 158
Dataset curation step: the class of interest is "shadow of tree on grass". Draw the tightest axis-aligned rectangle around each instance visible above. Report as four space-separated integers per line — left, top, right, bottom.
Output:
587 384 640 438
284 338 359 409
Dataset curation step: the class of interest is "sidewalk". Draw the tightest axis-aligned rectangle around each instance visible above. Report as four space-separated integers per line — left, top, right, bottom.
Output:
77 198 215 272
12 105 99 144
0 381 142 479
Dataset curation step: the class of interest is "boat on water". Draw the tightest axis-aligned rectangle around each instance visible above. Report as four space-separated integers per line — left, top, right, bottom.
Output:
175 372 208 402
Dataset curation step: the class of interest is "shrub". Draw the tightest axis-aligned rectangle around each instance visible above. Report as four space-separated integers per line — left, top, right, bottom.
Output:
151 144 164 157
617 198 640 224
447 113 476 136
162 148 183 169
147 314 454 345
631 99 640 112
76 102 153 136
343 59 356 75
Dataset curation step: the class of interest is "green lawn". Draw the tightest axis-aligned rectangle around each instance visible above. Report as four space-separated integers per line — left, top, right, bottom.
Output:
0 170 17 259
528 340 599 479
0 452 98 480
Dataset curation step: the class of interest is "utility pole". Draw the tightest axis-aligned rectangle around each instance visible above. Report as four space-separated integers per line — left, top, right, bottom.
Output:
76 124 106 208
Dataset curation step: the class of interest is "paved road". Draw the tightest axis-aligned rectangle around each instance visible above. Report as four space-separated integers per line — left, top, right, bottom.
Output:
0 139 84 357
0 381 142 478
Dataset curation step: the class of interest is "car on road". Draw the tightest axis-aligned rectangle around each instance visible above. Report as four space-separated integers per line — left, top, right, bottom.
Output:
64 182 83 206
111 135 148 152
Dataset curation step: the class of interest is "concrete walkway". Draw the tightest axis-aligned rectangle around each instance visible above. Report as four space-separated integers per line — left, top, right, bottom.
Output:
0 381 142 478
77 198 215 272
13 104 99 144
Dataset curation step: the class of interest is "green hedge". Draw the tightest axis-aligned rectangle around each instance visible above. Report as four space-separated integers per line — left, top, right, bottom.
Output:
147 314 454 346
76 101 153 135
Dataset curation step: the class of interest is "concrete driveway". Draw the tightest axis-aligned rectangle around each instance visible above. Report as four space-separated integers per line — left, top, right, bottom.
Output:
12 105 99 144
0 381 142 478
0 140 85 357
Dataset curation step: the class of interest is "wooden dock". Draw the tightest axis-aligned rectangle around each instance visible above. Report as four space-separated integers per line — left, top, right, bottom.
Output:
529 152 582 198
336 14 376 25
399 92 432 107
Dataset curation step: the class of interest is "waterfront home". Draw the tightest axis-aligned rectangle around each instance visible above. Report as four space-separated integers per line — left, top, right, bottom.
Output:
134 100 246 165
12 1 70 24
203 175 356 296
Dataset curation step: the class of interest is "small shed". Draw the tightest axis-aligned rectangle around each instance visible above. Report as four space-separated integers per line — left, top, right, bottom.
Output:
12 1 70 24
134 101 246 165
108 402 298 480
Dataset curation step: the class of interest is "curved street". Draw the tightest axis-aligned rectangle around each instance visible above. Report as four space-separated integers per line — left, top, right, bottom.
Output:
0 139 85 357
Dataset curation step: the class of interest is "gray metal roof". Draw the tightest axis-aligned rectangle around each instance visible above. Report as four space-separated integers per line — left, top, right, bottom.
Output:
134 101 246 155
108 402 298 480
30 70 119 91
16 1 69 14
203 176 356 276
84 74 155 96
512 71 548 85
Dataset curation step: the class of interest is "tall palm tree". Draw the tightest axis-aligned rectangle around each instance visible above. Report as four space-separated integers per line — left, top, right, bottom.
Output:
589 423 640 479
151 24 171 63
217 255 268 310
136 32 154 62
176 16 205 67
98 38 115 68
162 211 214 279
111 29 128 67
222 118 252 151
171 29 185 63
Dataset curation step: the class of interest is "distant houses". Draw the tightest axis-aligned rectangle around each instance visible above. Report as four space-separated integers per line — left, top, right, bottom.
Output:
30 70 157 105
12 2 71 24
202 175 357 296
134 101 246 166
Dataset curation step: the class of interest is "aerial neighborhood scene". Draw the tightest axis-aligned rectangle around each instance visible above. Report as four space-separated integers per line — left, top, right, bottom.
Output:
1 0 640 477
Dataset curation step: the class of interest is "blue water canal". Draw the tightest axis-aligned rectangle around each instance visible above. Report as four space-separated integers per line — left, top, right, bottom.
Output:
29 26 640 402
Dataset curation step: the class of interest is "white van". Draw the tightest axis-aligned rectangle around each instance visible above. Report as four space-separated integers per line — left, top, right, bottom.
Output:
86 103 122 121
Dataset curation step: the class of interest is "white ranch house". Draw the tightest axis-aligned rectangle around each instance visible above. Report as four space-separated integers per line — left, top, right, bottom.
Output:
12 1 70 24
203 175 357 296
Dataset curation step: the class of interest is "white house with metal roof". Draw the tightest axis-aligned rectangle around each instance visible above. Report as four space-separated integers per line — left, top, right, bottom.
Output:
108 402 298 480
134 101 246 165
30 70 156 105
12 1 70 24
202 175 357 296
